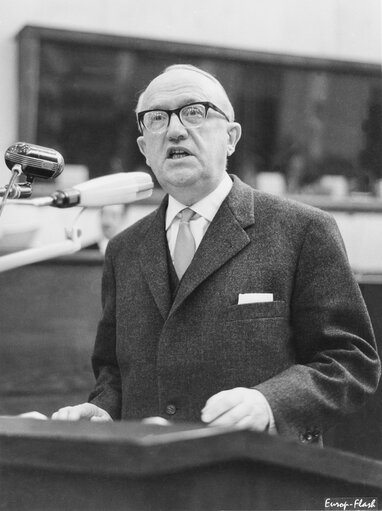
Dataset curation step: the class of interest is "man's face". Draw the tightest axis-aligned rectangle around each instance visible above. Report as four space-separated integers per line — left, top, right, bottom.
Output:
136 69 241 204
100 204 125 240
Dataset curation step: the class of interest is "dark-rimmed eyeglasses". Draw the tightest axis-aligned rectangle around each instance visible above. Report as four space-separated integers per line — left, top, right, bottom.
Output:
137 101 230 134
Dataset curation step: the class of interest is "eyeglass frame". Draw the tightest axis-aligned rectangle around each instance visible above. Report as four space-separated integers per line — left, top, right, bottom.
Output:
137 101 231 134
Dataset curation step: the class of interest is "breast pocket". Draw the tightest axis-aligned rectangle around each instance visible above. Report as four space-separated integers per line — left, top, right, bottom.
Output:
225 300 287 322
212 300 292 383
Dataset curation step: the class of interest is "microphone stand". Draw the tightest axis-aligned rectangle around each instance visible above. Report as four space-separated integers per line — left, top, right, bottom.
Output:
0 171 154 272
0 164 22 219
0 208 84 273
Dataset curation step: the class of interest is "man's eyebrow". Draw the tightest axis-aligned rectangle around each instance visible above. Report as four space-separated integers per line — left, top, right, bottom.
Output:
144 98 204 111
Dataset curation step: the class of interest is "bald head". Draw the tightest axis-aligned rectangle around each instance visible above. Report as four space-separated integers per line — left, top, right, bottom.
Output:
135 63 242 205
136 64 235 122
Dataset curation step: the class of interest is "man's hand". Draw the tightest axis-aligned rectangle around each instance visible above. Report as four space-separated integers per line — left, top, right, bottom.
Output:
51 403 112 422
201 387 271 431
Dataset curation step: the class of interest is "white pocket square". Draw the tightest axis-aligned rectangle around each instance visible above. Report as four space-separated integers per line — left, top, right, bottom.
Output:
238 293 274 305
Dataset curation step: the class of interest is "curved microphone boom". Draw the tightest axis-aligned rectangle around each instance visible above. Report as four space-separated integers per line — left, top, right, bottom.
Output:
0 143 154 272
0 172 154 272
31 172 154 208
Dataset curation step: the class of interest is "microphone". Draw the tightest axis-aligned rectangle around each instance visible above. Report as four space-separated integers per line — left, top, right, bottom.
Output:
4 142 64 180
32 172 154 208
0 143 65 215
0 172 154 272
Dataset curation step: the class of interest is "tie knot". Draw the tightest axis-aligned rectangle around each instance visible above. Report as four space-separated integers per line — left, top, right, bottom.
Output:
179 208 196 223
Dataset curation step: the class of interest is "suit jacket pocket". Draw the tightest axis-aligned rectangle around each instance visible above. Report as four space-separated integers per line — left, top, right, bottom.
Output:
225 300 287 321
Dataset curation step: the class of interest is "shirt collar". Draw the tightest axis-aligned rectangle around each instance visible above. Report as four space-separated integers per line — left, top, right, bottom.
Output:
165 172 233 230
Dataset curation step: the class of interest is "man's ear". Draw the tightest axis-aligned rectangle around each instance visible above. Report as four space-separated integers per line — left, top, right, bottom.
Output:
227 122 242 157
137 136 150 166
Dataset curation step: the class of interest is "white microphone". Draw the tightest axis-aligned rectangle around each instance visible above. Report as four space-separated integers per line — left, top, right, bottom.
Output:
0 172 154 273
27 172 153 208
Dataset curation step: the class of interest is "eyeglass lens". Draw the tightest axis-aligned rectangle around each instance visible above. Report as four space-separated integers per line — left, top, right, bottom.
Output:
143 103 207 132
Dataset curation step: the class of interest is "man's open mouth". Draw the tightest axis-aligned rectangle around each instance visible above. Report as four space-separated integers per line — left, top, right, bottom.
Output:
167 148 192 159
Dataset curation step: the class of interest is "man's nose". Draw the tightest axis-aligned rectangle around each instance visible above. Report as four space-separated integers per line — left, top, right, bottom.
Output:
166 113 188 139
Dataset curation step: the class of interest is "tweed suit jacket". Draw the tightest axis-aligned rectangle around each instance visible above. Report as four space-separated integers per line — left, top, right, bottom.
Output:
89 175 380 443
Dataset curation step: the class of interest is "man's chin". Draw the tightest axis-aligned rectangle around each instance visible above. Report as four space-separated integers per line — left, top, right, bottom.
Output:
161 165 200 188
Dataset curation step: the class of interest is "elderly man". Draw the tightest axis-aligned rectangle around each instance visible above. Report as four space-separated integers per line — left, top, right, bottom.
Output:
53 64 380 444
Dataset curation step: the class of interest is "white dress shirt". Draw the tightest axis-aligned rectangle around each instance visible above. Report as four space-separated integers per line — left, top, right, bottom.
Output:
165 171 277 434
166 172 233 258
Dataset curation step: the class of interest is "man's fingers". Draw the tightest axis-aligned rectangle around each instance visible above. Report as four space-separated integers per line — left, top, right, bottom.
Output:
201 388 271 432
203 401 249 427
51 406 82 421
90 415 112 422
234 415 255 429
201 388 244 423
51 403 111 421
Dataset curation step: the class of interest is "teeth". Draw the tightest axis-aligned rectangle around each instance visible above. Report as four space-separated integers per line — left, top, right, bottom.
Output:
169 149 189 159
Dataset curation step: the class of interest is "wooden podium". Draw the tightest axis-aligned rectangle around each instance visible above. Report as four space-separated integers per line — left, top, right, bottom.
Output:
0 418 381 511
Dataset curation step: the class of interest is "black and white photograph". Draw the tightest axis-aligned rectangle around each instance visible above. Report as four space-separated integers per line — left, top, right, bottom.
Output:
0 1 381 509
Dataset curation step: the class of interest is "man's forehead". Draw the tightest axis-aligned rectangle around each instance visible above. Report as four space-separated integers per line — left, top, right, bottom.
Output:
140 69 222 110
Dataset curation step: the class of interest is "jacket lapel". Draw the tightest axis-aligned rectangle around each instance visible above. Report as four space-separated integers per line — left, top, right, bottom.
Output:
169 176 256 318
139 198 172 320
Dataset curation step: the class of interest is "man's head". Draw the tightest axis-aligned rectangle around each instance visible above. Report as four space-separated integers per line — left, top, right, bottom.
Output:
136 64 241 205
100 204 127 240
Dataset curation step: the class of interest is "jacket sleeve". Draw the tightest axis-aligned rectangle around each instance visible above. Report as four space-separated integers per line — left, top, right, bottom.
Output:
88 243 122 419
256 211 381 442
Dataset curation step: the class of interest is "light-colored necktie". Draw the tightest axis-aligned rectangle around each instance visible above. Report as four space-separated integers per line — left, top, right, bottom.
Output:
173 208 198 279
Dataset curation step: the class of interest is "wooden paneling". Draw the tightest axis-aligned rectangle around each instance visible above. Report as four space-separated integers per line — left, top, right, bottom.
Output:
0 253 102 416
17 25 382 191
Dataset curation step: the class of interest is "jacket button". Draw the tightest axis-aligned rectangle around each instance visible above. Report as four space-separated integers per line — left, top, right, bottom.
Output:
165 404 177 415
299 432 312 443
299 429 320 443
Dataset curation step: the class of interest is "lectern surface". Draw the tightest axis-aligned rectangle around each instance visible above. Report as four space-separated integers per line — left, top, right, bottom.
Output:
0 418 381 511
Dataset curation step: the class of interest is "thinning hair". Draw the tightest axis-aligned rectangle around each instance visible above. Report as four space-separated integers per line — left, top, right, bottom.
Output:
135 64 235 122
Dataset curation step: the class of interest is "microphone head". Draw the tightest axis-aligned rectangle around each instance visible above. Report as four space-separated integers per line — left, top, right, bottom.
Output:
4 142 64 179
73 172 154 207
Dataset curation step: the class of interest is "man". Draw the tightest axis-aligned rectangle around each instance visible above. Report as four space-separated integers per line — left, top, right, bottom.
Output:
88 204 128 255
53 64 380 443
